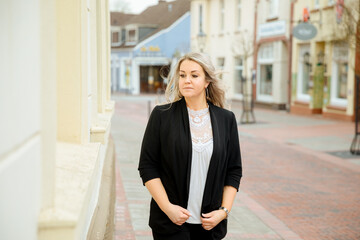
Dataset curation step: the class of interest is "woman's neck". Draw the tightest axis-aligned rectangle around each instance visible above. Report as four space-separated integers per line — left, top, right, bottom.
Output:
185 96 208 111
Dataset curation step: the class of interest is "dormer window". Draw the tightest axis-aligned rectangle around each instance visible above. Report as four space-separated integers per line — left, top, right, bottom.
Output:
111 27 122 47
126 28 137 45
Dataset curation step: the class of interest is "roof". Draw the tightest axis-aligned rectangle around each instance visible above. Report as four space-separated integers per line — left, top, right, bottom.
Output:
110 12 136 26
127 0 190 28
111 0 190 49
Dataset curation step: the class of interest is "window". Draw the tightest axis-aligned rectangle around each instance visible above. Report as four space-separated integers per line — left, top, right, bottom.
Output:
268 0 278 18
328 0 335 5
234 56 244 94
217 57 225 79
220 0 225 32
259 65 272 95
199 4 203 33
257 43 274 99
300 52 311 95
126 29 137 44
331 42 349 106
314 0 320 9
111 28 122 47
297 45 311 101
237 0 242 30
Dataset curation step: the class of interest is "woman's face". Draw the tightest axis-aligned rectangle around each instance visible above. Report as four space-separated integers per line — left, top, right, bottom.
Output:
178 60 209 100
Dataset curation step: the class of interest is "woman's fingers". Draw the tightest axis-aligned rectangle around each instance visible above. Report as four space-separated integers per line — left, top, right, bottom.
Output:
166 204 191 225
201 210 226 230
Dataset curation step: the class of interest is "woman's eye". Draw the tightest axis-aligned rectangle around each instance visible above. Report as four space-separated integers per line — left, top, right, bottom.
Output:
192 75 198 78
180 74 185 78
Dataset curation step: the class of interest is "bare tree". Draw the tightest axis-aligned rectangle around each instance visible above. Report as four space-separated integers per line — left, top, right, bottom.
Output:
232 30 254 83
232 30 256 123
336 0 360 75
110 0 131 13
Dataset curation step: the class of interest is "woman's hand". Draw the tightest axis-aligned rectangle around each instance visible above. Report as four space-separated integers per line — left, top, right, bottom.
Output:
164 203 191 226
201 210 227 230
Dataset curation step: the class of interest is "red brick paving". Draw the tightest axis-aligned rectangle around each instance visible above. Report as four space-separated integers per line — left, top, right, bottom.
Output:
114 155 136 240
240 134 360 240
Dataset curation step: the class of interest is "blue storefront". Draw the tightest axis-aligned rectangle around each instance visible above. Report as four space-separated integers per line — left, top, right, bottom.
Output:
111 12 190 94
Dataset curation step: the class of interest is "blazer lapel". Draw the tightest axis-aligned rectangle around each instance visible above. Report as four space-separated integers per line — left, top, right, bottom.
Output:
180 98 193 201
202 102 220 209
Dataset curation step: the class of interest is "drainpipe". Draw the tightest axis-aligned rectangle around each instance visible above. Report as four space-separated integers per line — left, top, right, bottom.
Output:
288 0 297 112
253 0 259 101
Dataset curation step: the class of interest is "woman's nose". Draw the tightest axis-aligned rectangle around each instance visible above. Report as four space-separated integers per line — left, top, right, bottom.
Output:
185 76 191 83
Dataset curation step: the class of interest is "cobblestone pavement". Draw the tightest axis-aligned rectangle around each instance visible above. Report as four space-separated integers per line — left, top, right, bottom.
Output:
111 93 360 240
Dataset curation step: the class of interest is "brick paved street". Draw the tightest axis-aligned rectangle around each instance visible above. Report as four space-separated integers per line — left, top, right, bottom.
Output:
111 94 360 240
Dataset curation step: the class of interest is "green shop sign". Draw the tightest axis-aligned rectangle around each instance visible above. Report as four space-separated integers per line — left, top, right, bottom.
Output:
293 23 317 41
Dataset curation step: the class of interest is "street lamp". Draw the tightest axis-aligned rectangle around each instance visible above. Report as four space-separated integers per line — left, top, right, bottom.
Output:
317 50 326 72
304 52 312 73
197 31 207 52
317 51 324 65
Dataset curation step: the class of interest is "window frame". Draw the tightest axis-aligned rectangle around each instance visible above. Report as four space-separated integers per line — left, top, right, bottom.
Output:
236 0 242 30
125 27 137 45
268 0 279 19
220 0 225 33
234 56 244 95
330 43 349 107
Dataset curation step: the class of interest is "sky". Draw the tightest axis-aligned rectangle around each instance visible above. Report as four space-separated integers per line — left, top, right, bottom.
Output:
110 0 159 14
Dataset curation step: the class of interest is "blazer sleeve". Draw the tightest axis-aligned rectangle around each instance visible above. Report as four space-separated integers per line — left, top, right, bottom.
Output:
138 106 162 185
224 112 243 191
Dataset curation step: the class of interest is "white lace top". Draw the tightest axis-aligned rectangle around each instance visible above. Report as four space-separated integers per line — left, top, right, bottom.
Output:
186 106 213 224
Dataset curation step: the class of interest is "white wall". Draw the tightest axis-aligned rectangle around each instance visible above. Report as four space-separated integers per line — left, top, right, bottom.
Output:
0 0 43 239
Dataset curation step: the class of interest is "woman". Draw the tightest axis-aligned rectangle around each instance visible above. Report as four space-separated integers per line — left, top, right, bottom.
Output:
138 52 242 240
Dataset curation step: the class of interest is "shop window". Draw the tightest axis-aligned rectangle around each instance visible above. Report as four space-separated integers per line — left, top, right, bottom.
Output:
297 45 311 101
257 43 274 99
331 42 349 106
234 56 244 94
260 65 272 95
301 52 311 95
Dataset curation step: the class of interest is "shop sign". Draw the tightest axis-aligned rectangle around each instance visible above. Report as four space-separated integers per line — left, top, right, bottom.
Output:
140 46 161 52
293 23 317 41
258 20 286 38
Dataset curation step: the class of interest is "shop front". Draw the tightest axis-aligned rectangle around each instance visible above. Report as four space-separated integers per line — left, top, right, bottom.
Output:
255 20 289 109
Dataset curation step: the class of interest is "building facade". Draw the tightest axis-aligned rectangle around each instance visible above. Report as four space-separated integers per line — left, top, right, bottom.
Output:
254 0 291 109
291 0 359 121
111 0 191 94
0 0 115 239
191 0 256 101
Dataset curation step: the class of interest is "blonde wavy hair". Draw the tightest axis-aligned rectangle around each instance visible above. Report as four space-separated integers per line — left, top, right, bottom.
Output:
164 52 225 108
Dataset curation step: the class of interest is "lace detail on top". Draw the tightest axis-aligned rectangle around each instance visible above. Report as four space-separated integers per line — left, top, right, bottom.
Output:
187 106 213 152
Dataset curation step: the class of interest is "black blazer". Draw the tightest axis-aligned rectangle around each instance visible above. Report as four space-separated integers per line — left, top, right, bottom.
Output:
138 98 242 239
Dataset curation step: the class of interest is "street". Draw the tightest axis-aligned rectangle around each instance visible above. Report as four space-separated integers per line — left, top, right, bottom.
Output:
111 93 360 240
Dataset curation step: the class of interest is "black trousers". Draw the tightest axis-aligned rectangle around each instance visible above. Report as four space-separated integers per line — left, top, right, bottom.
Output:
152 223 217 240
